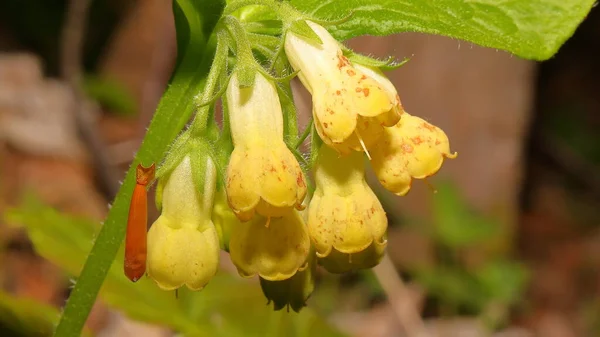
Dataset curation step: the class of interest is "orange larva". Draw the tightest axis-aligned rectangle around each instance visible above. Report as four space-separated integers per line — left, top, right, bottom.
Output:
124 163 155 282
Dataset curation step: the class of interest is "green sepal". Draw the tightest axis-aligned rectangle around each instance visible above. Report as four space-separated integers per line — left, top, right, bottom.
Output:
247 31 279 63
289 20 323 46
242 20 282 36
211 188 237 252
196 75 232 108
309 121 322 168
260 252 316 312
154 176 166 212
212 94 234 191
275 82 299 146
189 138 220 200
155 131 193 181
342 47 410 71
235 63 257 87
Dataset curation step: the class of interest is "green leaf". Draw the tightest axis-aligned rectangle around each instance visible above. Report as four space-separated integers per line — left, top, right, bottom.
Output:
291 0 594 60
474 260 528 305
82 75 136 116
432 182 499 248
4 196 209 335
0 290 76 337
51 0 226 335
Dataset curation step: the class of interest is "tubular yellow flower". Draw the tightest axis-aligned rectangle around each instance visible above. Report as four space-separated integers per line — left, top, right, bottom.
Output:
226 72 307 221
229 210 310 281
285 20 403 154
371 113 457 196
308 145 387 265
146 155 220 291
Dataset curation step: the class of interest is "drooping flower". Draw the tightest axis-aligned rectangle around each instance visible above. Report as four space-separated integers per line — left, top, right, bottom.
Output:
370 113 457 196
146 155 220 291
285 20 403 154
308 145 387 272
229 210 310 281
226 72 307 221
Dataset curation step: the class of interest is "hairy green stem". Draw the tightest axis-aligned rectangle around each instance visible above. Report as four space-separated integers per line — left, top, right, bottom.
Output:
52 0 225 335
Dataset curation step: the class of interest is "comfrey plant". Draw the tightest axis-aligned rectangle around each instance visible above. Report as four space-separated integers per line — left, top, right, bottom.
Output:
123 13 457 311
53 0 593 335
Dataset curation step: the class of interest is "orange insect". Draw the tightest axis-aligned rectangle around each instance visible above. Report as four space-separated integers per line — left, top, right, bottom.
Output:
124 163 155 282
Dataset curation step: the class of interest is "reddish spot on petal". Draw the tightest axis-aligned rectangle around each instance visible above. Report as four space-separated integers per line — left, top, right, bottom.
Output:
297 172 305 187
347 69 356 76
435 139 441 145
363 88 370 97
269 166 277 173
422 122 436 132
336 90 341 95
337 54 351 69
411 136 423 145
361 75 367 80
355 87 362 93
323 122 329 128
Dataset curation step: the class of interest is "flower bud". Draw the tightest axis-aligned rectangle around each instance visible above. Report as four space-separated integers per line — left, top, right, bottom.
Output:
226 72 306 221
147 155 220 291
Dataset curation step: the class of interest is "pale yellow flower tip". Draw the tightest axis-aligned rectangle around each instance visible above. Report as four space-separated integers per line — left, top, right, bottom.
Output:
285 20 401 152
371 113 457 196
308 146 387 259
229 210 310 281
226 72 307 221
146 156 220 291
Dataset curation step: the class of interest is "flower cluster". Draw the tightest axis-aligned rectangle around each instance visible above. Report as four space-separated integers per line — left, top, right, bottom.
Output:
132 17 455 312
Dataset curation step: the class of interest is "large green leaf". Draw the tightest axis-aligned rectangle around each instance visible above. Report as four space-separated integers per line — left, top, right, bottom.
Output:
291 0 595 60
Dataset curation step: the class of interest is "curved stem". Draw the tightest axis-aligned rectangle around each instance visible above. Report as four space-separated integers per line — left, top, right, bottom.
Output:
190 29 229 135
52 0 225 335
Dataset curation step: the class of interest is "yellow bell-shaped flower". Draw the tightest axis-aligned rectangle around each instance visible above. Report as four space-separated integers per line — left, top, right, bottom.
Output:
371 113 457 196
308 145 387 265
285 20 403 154
229 210 310 281
147 155 220 291
226 72 307 221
